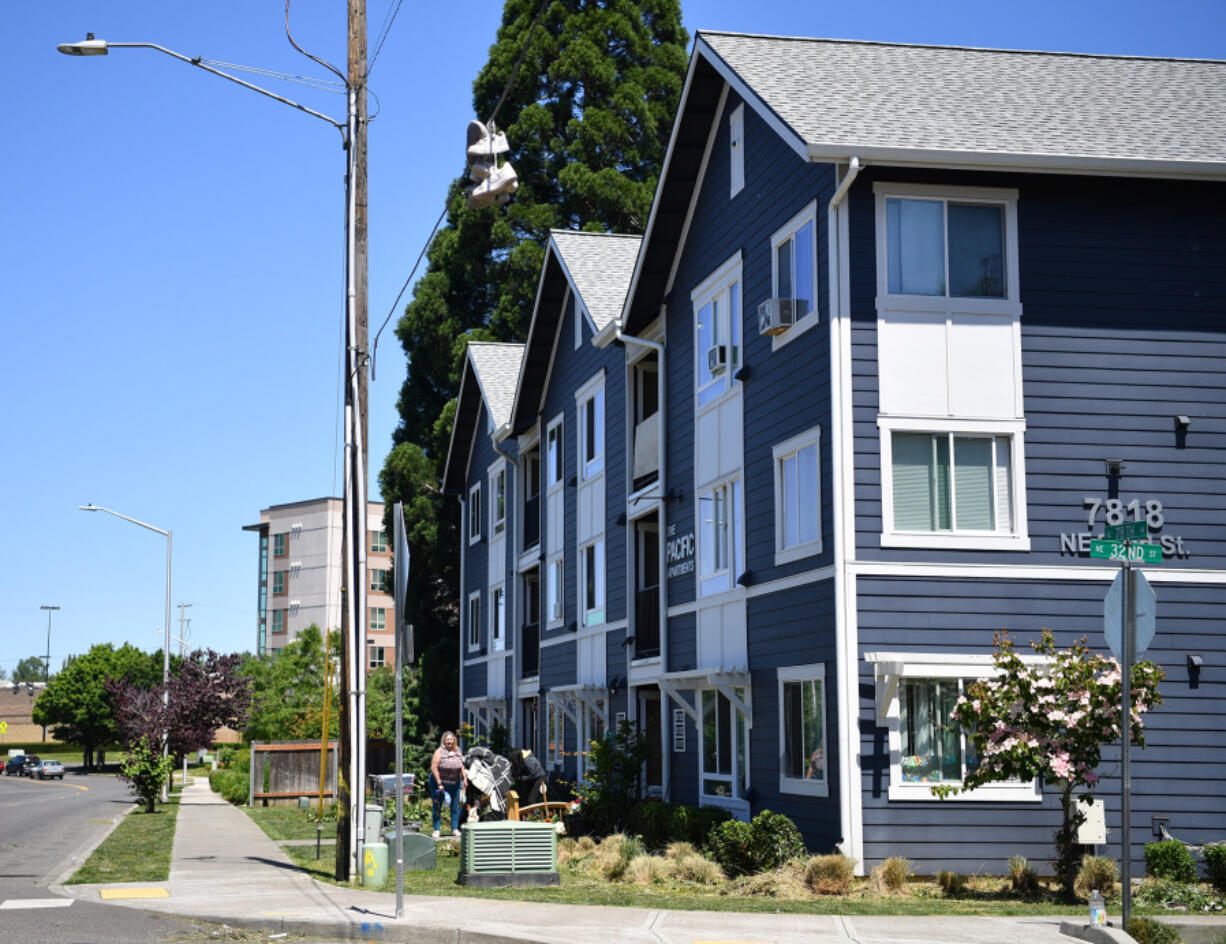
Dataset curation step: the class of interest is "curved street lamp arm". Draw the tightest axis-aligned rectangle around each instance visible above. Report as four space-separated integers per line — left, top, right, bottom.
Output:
78 503 169 537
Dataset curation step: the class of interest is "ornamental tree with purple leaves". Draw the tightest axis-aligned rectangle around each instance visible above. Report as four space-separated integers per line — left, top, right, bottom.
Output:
109 649 252 769
932 630 1164 900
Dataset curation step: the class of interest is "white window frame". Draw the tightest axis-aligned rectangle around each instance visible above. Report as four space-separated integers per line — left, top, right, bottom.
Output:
491 466 507 537
699 686 751 817
368 645 386 670
546 417 564 490
371 530 389 554
770 199 819 350
874 182 1020 308
773 427 823 565
520 440 541 552
547 700 565 767
467 591 481 653
867 652 1042 803
778 664 828 797
490 585 505 652
369 607 386 632
878 416 1029 550
579 540 605 627
576 375 605 482
697 477 743 598
468 483 482 544
729 102 744 198
691 252 743 412
546 555 565 627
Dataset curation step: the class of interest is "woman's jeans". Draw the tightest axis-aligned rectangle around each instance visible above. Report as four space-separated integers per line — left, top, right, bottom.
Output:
429 773 462 833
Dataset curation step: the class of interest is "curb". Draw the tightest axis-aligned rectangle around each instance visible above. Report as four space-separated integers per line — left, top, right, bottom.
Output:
47 795 138 892
1059 920 1137 943
141 911 549 944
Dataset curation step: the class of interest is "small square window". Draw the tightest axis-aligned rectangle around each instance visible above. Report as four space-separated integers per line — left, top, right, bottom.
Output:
369 607 386 632
370 530 389 554
272 570 288 596
273 533 288 557
368 646 386 670
369 569 390 594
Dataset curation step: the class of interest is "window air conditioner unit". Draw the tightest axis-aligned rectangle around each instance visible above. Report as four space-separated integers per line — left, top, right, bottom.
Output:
757 298 796 336
706 344 728 375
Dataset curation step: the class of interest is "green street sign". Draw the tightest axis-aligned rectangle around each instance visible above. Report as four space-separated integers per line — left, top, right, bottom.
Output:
1105 521 1148 542
1090 540 1163 564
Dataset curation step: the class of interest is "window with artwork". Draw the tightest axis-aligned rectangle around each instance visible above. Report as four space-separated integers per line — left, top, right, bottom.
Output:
779 664 827 796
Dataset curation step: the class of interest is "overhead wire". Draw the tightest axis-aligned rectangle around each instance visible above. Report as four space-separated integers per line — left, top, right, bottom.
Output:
370 0 550 377
368 0 406 76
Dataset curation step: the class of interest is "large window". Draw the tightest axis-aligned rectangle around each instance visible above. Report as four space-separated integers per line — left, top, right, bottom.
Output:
694 259 742 408
773 428 822 564
867 652 1041 802
467 592 480 652
698 480 743 597
770 202 817 346
580 541 605 627
701 688 749 802
779 665 827 796
468 483 481 543
879 419 1027 549
885 197 1006 299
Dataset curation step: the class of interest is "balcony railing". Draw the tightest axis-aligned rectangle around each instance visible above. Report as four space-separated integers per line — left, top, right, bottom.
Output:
523 494 540 549
521 621 540 678
634 585 660 658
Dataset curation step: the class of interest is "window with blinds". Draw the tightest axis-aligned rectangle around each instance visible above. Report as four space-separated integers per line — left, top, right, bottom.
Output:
891 432 1013 534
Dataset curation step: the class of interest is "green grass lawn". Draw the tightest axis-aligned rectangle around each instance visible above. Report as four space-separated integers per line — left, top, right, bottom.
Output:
244 803 337 842
66 792 181 884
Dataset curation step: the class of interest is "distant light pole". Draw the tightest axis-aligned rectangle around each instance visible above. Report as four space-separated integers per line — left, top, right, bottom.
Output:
39 605 59 740
79 503 172 799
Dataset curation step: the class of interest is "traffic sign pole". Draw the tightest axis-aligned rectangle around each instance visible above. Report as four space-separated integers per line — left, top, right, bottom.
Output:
1121 561 1134 930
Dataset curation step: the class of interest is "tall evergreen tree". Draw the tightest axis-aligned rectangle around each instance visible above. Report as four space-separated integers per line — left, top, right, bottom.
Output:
382 1 688 732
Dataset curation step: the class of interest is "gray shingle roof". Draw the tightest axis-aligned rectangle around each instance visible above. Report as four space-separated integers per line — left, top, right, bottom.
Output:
700 32 1226 169
467 341 524 432
550 231 643 332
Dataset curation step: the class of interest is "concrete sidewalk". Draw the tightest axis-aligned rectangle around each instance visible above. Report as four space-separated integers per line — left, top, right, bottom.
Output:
52 778 1149 944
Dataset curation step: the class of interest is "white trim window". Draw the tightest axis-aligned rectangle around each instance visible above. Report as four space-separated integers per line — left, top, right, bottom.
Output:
546 556 564 626
578 385 604 481
547 700 565 767
729 103 744 198
369 607 386 632
546 418 564 489
770 200 818 348
868 652 1041 803
467 592 481 652
580 540 605 627
879 417 1028 550
693 255 742 408
698 479 743 597
491 467 507 537
368 646 386 670
773 427 822 564
701 687 750 810
468 483 482 544
490 585 505 652
778 664 828 797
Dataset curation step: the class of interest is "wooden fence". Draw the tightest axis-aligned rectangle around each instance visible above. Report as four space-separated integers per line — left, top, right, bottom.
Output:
249 740 338 805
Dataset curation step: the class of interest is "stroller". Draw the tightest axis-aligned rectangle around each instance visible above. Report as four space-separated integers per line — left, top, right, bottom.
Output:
462 746 514 821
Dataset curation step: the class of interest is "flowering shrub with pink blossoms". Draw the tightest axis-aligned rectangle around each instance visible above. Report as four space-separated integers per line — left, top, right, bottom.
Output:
932 629 1164 900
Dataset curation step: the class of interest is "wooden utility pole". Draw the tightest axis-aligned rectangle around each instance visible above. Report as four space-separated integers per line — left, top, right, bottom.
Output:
336 0 369 883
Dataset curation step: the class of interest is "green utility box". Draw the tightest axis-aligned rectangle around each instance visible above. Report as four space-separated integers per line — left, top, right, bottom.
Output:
362 842 388 886
456 821 559 887
382 828 436 871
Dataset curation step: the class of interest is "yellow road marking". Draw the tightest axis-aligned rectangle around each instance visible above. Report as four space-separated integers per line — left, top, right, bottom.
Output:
99 887 169 900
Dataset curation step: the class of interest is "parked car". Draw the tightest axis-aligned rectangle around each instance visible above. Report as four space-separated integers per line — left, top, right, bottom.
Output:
18 755 40 777
32 759 64 781
3 754 25 776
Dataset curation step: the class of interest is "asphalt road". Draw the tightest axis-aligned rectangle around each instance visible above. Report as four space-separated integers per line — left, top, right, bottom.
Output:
0 767 345 943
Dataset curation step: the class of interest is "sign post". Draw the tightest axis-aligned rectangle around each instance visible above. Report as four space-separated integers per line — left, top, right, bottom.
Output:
1093 522 1161 930
392 502 412 919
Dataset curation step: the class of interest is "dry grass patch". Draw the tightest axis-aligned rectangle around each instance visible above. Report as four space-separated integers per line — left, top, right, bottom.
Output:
804 854 856 895
871 856 911 894
664 841 698 859
673 853 725 885
591 833 645 881
626 854 672 885
725 862 812 900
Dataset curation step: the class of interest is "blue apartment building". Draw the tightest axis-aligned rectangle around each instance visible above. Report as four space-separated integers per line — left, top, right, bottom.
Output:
447 32 1226 875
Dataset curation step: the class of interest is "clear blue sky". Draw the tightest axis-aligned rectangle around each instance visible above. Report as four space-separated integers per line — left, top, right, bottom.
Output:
2 0 1222 672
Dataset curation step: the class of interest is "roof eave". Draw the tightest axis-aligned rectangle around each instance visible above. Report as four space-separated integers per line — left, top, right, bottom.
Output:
806 143 1226 180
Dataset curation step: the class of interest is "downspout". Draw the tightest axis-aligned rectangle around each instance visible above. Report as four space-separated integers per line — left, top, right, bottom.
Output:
827 156 862 869
456 492 467 736
612 324 669 799
493 430 517 745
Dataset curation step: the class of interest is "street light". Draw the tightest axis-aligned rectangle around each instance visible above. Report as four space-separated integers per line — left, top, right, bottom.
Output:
60 33 370 880
79 503 172 799
39 605 60 740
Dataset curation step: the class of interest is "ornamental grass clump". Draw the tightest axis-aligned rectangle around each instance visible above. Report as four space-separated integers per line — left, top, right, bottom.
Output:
937 870 966 895
932 629 1163 901
1008 855 1041 895
592 833 644 881
803 854 856 895
672 852 725 885
1075 854 1119 899
626 853 671 885
872 856 910 893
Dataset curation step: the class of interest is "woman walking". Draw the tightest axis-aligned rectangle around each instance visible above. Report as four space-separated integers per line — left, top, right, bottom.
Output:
429 730 467 839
